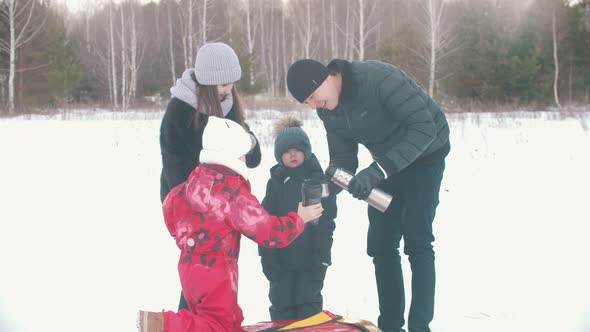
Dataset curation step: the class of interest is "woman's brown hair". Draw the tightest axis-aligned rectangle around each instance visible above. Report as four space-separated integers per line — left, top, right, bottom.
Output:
194 86 245 128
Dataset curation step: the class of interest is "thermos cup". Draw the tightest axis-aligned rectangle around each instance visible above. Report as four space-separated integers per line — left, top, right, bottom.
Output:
301 176 330 225
325 165 392 212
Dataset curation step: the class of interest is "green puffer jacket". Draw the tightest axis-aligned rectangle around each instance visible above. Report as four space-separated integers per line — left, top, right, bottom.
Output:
317 59 450 175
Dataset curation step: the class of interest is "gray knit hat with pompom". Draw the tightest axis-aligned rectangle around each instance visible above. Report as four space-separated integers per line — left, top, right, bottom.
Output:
273 116 312 165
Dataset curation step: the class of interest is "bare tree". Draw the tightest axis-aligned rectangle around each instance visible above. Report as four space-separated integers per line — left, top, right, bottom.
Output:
321 0 327 57
85 10 91 52
167 0 176 83
0 0 45 113
329 1 338 58
128 2 142 102
108 2 118 108
281 1 289 96
200 0 208 44
344 0 354 60
289 0 314 58
119 1 143 107
120 4 128 109
243 0 258 86
178 0 197 69
552 3 561 108
302 0 312 58
355 0 378 60
257 2 269 92
410 0 460 97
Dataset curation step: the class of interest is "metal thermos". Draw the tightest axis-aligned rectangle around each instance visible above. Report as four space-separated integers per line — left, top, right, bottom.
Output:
301 176 330 225
325 165 392 213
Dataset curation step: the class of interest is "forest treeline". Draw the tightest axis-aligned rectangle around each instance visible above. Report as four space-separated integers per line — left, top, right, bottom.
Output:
1 0 589 114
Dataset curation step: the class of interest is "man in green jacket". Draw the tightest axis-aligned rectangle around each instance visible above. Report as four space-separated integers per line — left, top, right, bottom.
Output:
287 59 450 332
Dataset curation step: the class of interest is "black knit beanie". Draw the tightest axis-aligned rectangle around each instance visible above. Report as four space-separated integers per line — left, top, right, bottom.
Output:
274 127 312 165
287 59 329 103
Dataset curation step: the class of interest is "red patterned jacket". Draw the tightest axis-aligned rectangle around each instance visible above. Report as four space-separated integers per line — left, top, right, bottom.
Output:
163 163 305 271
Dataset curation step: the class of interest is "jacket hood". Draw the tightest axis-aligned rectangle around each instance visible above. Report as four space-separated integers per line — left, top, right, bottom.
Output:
185 165 248 215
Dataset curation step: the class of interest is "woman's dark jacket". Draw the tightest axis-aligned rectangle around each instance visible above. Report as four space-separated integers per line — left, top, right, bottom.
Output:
258 154 337 270
159 97 261 202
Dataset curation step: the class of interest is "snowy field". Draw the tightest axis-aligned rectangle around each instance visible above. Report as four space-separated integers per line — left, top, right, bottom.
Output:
1 109 589 332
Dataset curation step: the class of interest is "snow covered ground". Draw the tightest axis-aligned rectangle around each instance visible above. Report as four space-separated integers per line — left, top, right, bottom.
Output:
1 109 589 332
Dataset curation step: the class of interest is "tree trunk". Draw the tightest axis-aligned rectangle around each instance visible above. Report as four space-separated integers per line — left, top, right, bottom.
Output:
345 0 352 60
245 0 256 87
8 0 16 114
321 0 327 57
358 0 365 60
85 11 91 52
188 0 194 67
3 0 43 113
17 42 24 108
552 6 561 108
130 4 138 102
428 0 437 97
121 5 128 110
568 54 572 104
304 0 311 58
109 3 119 109
258 3 268 91
201 0 208 44
269 0 276 96
330 2 338 59
282 2 288 96
168 1 176 84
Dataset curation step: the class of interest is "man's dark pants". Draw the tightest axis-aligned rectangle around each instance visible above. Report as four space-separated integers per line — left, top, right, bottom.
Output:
367 159 445 332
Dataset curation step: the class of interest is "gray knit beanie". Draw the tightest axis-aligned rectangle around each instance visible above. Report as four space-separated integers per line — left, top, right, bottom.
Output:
194 42 242 85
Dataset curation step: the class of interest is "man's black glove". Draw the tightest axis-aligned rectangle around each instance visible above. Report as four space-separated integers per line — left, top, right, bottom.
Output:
348 162 385 200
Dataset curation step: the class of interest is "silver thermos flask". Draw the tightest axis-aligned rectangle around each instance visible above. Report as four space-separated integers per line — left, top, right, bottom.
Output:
325 165 392 213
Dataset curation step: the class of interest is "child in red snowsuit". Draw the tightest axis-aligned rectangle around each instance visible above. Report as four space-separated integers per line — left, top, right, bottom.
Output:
139 116 323 332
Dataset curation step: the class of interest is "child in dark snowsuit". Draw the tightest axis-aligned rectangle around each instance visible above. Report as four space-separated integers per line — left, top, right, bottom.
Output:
259 116 337 321
139 116 324 332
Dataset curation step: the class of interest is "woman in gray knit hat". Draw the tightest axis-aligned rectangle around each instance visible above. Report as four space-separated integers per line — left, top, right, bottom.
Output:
159 42 261 311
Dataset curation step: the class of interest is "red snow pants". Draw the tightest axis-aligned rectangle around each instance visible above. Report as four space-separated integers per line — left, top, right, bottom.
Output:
163 260 244 332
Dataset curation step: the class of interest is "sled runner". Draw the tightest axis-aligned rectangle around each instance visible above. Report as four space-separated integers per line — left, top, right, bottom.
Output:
242 310 381 332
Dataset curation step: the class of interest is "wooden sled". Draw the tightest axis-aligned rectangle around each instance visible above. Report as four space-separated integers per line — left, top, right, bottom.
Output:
242 310 381 331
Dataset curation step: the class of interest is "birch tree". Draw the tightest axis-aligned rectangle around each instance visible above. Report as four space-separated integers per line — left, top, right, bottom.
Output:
281 1 288 96
257 2 269 92
243 0 258 86
413 0 459 96
0 0 45 113
344 0 354 60
108 2 118 108
355 0 378 60
291 0 314 58
179 0 196 69
552 3 561 108
329 1 339 58
167 0 176 83
200 0 208 44
128 2 141 102
120 5 127 109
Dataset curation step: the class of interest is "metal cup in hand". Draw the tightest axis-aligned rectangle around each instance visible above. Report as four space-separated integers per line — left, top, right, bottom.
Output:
301 176 330 225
